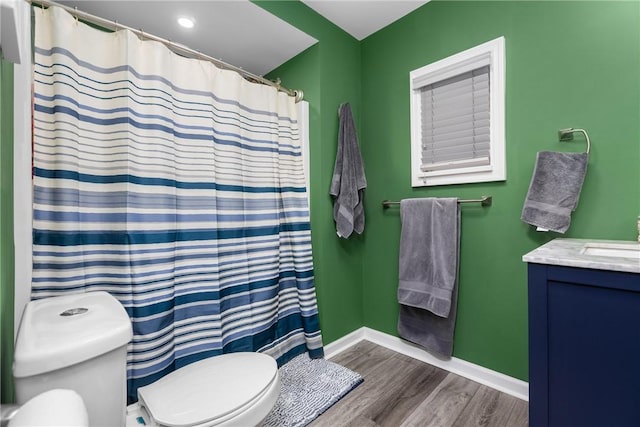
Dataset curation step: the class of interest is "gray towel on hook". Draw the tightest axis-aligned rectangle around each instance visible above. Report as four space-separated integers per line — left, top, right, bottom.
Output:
397 198 460 358
330 103 367 238
521 151 588 233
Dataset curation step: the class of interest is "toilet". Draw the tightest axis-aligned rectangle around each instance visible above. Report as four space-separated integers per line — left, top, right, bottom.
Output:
13 292 281 427
5 389 89 427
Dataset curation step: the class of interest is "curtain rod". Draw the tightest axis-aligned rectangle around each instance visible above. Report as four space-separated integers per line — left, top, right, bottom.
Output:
28 0 304 102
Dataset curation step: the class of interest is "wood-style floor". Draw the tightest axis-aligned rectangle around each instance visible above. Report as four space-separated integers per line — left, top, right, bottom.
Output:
311 340 528 427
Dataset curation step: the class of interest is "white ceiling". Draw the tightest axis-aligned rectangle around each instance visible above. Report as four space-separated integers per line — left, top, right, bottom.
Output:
301 0 429 41
55 1 429 76
57 0 318 76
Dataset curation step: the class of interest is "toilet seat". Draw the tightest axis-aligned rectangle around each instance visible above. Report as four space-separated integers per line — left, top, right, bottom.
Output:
137 353 279 427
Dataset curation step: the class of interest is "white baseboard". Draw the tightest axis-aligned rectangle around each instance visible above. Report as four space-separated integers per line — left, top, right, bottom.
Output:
324 327 528 402
324 328 367 359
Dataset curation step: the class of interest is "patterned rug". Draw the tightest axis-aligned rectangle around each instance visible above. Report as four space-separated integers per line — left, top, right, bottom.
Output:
261 353 364 427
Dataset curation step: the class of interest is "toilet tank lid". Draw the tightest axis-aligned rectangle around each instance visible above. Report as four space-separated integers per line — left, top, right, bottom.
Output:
13 291 133 377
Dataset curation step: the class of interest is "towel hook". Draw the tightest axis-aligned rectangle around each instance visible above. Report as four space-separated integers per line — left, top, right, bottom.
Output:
558 128 590 154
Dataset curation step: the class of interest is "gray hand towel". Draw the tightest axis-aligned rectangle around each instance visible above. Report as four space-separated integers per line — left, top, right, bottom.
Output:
330 103 367 238
521 151 588 233
397 198 460 358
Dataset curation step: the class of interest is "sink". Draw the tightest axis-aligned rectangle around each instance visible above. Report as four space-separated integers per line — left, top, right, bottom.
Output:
523 239 640 273
581 242 640 260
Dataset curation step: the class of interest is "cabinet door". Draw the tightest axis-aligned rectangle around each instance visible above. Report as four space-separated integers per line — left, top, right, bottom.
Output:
547 279 640 427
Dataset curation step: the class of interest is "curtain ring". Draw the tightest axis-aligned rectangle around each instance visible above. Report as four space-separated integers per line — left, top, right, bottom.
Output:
73 7 79 24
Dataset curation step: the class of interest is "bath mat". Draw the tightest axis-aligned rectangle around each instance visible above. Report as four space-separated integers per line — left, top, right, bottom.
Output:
261 353 363 427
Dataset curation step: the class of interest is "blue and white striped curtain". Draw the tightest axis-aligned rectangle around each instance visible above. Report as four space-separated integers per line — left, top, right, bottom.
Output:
32 6 323 402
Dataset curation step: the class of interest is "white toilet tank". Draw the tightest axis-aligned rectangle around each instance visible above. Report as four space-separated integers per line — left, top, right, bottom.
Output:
13 291 133 427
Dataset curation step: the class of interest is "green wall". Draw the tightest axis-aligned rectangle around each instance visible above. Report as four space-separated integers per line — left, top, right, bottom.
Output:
360 0 640 380
262 0 640 380
1 59 15 403
255 1 365 345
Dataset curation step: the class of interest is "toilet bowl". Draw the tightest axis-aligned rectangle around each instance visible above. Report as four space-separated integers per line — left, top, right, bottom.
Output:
13 292 281 427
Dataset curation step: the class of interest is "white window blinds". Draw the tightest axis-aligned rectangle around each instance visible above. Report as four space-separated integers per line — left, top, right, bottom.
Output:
419 65 490 172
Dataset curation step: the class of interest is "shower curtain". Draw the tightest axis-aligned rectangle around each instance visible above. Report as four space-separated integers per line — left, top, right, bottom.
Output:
31 6 323 402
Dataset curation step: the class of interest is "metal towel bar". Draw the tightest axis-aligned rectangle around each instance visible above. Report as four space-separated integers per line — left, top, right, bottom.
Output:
382 196 492 208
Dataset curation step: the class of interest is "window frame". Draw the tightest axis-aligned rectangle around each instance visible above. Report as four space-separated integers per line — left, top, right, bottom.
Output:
410 36 506 187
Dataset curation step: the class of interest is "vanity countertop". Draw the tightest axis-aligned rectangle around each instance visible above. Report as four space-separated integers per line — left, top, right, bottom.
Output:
522 238 640 274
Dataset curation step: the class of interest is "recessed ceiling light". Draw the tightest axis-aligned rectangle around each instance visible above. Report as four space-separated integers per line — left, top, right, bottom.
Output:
177 16 195 29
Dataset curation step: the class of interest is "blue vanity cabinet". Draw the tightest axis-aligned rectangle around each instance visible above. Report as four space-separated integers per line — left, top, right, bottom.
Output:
528 263 640 427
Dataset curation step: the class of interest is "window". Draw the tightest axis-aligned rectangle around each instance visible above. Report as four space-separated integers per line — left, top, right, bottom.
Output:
410 37 505 187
